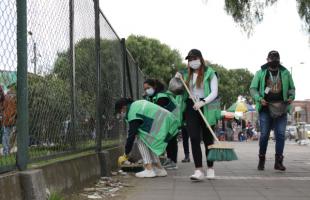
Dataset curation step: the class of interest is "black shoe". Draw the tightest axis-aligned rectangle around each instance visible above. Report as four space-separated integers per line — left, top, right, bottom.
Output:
274 154 286 171
257 154 265 171
181 157 190 163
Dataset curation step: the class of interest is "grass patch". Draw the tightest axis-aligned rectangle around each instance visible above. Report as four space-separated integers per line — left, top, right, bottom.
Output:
48 192 65 200
1 139 121 171
28 139 121 168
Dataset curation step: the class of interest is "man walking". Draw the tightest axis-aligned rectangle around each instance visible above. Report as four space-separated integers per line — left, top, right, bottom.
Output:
250 50 295 171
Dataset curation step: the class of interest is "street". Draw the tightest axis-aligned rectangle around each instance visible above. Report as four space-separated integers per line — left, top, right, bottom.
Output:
116 140 310 200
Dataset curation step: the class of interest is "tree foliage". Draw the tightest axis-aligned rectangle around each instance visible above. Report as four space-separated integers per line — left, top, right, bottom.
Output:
28 74 70 144
126 35 184 84
210 63 254 108
53 38 123 119
222 0 310 35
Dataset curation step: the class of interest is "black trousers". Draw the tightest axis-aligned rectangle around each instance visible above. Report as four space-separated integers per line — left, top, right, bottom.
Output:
181 126 190 156
166 134 178 163
185 99 214 168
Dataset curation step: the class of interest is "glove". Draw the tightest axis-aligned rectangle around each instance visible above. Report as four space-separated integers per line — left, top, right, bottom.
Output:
118 154 128 166
193 100 206 110
175 72 182 79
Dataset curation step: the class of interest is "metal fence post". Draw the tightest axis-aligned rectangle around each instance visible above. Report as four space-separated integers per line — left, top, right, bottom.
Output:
69 0 77 150
121 38 127 97
136 65 139 99
16 0 29 171
94 0 102 152
121 40 133 99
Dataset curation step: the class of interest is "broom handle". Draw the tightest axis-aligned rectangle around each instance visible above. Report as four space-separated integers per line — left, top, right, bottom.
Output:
179 76 220 143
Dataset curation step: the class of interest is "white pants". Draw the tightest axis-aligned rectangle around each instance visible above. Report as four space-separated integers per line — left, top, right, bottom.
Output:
136 138 160 165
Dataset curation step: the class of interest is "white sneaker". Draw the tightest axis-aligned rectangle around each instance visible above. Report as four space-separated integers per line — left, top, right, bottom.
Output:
154 167 168 177
190 169 205 181
135 169 156 178
206 168 215 179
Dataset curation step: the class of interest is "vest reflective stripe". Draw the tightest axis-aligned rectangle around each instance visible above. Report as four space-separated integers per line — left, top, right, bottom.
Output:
150 110 168 136
144 110 169 145
127 100 180 155
153 92 181 124
206 97 221 110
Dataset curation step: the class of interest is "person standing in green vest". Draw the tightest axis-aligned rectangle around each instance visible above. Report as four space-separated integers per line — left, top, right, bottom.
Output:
250 50 295 171
143 79 181 170
115 98 180 178
175 49 221 181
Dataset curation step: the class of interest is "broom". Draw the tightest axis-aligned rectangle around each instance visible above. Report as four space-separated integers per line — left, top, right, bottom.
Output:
179 76 238 161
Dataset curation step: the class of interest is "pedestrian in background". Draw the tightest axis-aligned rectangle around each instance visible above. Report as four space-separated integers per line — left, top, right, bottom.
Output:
171 90 190 163
2 83 17 156
250 50 295 171
0 85 5 154
175 49 221 181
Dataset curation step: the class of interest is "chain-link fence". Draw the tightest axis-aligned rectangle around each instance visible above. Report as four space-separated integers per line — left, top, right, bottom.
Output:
0 0 144 173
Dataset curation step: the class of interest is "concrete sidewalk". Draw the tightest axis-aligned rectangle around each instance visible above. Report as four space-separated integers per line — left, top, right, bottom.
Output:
122 140 310 200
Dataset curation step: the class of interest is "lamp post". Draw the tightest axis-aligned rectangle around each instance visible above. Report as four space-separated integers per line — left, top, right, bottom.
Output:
27 31 37 74
291 62 304 76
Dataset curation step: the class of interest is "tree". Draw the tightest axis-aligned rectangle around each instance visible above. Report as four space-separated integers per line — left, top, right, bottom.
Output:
222 0 310 35
126 35 184 84
28 74 70 145
210 63 254 108
53 38 125 141
53 38 123 120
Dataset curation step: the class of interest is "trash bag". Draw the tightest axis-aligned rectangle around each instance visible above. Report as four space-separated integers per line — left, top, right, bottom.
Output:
168 77 184 95
118 154 128 166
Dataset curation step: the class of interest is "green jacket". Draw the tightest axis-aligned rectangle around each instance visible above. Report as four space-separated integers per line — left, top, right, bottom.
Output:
126 100 180 156
250 64 295 112
152 91 181 124
183 67 221 126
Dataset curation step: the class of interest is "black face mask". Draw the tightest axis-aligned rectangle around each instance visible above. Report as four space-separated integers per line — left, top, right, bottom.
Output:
269 60 280 69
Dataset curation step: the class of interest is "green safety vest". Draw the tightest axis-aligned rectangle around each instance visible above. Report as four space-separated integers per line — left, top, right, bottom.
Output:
183 67 221 126
175 95 186 124
126 100 180 155
152 91 182 124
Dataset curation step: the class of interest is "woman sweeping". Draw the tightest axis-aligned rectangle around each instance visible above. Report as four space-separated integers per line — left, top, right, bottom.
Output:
175 49 221 181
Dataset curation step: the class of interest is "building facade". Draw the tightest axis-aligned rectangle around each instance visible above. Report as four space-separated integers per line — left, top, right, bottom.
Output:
289 100 310 124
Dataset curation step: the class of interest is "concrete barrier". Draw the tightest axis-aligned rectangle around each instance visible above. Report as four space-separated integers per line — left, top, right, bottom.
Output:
20 170 47 200
0 172 23 200
0 145 124 200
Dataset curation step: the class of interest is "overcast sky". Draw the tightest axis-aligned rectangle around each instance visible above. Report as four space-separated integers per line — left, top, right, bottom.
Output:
99 0 310 100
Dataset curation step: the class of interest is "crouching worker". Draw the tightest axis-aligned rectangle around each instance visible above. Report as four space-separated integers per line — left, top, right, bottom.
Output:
115 98 180 178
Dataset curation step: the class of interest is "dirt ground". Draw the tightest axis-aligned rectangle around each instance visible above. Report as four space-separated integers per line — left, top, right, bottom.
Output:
63 171 137 200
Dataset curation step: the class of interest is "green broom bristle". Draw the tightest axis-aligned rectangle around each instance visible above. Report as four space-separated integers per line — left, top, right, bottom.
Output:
207 143 238 161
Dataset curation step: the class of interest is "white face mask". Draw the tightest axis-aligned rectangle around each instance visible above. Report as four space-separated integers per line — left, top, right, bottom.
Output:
145 88 155 96
189 59 201 69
